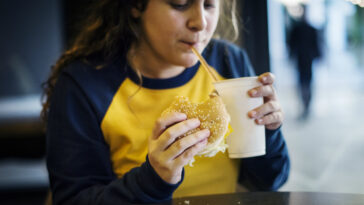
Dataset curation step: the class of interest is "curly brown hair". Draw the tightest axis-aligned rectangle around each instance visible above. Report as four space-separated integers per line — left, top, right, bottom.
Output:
41 0 238 123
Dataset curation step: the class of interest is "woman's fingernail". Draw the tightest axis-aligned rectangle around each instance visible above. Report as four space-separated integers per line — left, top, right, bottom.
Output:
257 119 263 124
191 118 200 125
250 89 257 96
203 129 210 135
250 111 256 118
178 113 187 119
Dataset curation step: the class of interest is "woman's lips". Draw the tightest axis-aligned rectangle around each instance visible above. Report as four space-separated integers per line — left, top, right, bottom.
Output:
180 40 198 48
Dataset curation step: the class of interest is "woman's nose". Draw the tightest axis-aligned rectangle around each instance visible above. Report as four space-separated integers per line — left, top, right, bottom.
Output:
187 5 207 31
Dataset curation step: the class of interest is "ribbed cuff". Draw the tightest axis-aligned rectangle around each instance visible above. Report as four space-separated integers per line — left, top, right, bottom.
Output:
265 125 284 157
138 156 184 201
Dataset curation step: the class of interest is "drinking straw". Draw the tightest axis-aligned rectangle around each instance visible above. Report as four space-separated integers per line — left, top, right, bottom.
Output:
191 47 219 82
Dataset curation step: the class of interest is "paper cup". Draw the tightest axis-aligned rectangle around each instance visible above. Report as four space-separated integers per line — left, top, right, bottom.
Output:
213 77 266 158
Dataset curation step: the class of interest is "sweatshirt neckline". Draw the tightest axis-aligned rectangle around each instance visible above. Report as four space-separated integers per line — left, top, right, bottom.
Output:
126 63 200 89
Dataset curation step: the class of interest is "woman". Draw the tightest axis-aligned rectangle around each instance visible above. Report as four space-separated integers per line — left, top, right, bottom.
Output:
42 0 290 204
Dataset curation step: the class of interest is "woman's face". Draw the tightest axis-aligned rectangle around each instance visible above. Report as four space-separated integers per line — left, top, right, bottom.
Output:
134 0 220 68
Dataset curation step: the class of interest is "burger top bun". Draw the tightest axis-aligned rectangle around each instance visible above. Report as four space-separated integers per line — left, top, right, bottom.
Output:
161 93 231 164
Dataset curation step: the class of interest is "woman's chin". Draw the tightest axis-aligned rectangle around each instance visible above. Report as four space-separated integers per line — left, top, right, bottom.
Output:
180 55 199 68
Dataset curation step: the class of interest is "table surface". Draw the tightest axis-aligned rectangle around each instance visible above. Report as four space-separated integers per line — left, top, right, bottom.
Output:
158 192 364 205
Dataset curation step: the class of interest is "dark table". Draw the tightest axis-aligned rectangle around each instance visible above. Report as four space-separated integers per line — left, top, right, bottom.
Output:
160 192 364 205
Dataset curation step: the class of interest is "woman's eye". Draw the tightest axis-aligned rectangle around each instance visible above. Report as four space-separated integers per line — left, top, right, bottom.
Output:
204 0 216 9
170 3 189 10
204 3 215 9
170 0 215 11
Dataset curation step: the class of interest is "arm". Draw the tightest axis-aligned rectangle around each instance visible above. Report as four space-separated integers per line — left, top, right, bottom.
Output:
46 74 181 204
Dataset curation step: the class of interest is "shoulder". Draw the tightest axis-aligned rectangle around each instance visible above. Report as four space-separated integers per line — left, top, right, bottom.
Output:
203 39 244 59
62 58 127 92
54 57 128 122
203 39 255 78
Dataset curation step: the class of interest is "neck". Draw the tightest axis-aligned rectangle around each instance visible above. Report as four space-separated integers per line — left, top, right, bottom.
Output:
128 45 185 79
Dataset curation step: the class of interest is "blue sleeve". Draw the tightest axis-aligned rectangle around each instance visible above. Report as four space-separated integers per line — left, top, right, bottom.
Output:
46 73 182 204
238 127 290 191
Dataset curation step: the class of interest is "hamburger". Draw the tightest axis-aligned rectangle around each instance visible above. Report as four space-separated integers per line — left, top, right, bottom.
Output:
162 93 231 165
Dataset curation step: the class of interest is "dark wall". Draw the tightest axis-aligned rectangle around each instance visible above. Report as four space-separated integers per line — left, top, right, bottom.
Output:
0 0 63 158
0 0 63 98
239 0 271 75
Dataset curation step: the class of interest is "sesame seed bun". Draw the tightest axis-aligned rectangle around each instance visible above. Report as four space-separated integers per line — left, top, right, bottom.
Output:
162 94 231 159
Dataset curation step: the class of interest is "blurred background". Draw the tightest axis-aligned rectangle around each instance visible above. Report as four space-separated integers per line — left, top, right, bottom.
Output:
0 0 363 204
268 0 364 194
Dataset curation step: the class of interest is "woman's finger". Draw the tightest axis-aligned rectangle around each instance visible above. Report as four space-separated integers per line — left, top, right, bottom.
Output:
157 118 201 150
255 111 284 127
258 72 275 85
248 84 276 100
165 129 210 159
173 138 208 167
152 112 187 140
248 101 281 119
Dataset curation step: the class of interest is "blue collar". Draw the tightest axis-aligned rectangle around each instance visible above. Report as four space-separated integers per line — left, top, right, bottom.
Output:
126 62 200 89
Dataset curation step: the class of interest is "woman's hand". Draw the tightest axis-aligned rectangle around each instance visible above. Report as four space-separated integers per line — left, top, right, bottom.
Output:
148 112 210 184
247 72 284 130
